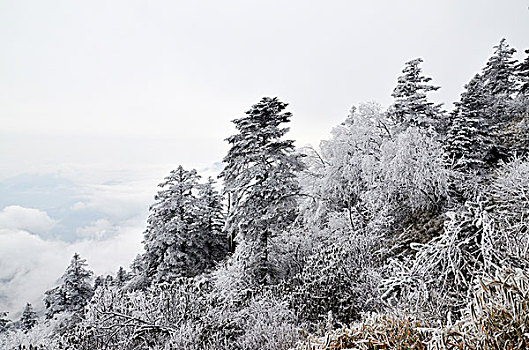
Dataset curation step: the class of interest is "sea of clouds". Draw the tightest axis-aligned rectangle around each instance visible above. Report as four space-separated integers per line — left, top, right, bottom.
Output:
0 162 222 318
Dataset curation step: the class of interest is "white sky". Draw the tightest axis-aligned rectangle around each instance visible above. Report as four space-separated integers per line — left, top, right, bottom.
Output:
1 0 529 178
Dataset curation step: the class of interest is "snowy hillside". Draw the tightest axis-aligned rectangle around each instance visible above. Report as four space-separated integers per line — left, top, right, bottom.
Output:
2 39 529 350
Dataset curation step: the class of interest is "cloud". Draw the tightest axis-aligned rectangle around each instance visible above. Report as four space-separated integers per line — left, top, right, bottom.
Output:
0 228 69 316
0 206 57 234
0 163 220 317
71 201 88 211
76 218 116 240
0 220 143 318
76 182 152 220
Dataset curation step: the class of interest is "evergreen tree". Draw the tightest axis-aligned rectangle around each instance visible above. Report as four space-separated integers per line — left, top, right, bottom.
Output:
43 286 66 318
130 253 146 277
93 275 104 290
219 97 305 286
390 58 444 133
113 266 129 287
143 166 201 282
445 73 490 170
516 49 529 95
482 38 517 96
20 303 37 331
0 311 8 332
124 254 150 290
44 253 93 318
196 177 227 263
142 166 227 283
446 40 521 172
479 39 520 162
62 253 94 311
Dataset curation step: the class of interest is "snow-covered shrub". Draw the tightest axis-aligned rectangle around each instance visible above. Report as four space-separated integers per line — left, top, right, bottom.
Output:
163 286 298 350
380 203 484 320
233 295 298 350
465 268 529 349
294 312 439 350
62 277 211 349
0 312 74 350
376 128 449 218
381 157 529 321
202 293 298 350
287 214 382 328
295 269 529 350
484 156 529 269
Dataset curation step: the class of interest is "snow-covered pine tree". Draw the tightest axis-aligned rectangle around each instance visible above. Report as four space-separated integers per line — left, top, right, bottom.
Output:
482 38 517 97
479 39 520 163
131 254 145 276
142 166 226 283
113 266 129 287
390 58 444 133
196 177 227 263
44 253 93 318
143 166 201 282
93 275 104 290
43 286 66 319
20 303 37 331
0 311 8 332
61 253 94 312
445 73 490 170
219 97 305 286
517 49 529 95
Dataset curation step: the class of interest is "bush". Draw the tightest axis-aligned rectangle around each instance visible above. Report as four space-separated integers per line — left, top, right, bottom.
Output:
297 268 529 350
287 221 382 328
466 268 529 349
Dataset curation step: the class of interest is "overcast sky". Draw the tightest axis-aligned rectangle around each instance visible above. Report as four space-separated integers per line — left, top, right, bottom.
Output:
0 0 528 316
1 0 529 176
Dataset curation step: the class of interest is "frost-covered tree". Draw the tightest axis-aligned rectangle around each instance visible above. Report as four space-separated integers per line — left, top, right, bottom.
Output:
517 49 529 95
20 303 37 332
478 39 522 163
62 253 94 312
93 276 105 290
44 287 66 319
113 266 129 288
389 58 444 133
444 40 521 173
444 73 490 170
0 311 8 332
289 226 382 326
219 97 305 286
143 166 201 282
303 101 449 258
292 102 450 326
308 102 390 229
480 39 517 133
142 166 227 283
482 38 517 97
196 177 227 263
381 156 529 321
44 253 93 318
